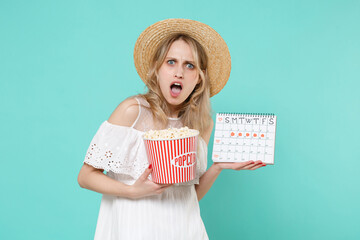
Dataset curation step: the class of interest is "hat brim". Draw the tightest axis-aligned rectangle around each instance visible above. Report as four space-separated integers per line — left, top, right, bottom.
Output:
134 18 231 97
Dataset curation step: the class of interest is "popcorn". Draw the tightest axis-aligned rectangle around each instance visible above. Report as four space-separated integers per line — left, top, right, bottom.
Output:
143 126 199 184
143 127 198 140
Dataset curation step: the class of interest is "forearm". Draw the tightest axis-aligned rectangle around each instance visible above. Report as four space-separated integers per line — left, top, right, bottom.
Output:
78 170 132 198
195 164 222 201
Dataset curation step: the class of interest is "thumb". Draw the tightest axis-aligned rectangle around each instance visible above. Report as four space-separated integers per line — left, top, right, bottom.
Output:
139 165 152 181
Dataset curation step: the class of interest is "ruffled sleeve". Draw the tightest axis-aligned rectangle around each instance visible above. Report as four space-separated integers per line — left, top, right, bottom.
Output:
83 121 149 179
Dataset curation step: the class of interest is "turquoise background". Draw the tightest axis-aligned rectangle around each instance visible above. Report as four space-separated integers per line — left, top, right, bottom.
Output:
1 0 359 239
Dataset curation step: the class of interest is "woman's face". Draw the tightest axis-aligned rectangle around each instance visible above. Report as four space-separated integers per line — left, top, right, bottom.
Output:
158 39 200 109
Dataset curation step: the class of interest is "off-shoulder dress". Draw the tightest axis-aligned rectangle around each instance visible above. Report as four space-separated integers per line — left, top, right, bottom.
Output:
83 95 209 240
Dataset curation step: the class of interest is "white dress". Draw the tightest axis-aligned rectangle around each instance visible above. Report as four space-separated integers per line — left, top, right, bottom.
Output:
83 95 209 240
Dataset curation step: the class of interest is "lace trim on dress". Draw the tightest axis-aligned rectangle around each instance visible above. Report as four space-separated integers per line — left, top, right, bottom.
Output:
83 120 208 184
84 121 149 180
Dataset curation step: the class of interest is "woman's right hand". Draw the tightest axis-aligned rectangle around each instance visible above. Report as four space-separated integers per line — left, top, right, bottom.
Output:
129 165 173 199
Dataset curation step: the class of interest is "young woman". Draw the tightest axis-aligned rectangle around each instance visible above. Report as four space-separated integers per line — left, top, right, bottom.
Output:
78 18 265 240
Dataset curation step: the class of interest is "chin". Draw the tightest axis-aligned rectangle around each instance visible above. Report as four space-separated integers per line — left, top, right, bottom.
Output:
167 99 182 106
166 96 184 106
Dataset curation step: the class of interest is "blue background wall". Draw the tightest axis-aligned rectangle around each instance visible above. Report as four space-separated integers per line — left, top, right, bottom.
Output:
1 0 359 239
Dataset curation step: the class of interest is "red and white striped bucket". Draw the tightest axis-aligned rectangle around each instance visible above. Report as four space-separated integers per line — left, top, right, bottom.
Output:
143 133 199 184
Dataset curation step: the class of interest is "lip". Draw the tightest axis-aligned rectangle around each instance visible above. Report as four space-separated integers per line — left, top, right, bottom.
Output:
170 81 183 98
170 81 183 89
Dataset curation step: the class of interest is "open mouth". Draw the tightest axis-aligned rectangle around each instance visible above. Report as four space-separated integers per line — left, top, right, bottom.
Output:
170 82 182 97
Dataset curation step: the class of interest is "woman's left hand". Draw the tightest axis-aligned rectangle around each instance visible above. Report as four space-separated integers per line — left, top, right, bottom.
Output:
213 160 266 171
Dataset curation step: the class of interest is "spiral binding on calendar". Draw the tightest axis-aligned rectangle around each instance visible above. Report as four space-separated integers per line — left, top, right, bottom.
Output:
218 112 276 117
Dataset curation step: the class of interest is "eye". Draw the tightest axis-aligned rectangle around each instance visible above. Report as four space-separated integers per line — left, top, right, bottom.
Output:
167 60 175 65
186 63 194 69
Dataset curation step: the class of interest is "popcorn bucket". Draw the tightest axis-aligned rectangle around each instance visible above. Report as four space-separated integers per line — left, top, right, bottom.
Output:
143 132 199 184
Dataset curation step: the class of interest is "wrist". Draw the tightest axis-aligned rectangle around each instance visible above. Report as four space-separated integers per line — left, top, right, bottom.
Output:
211 163 222 174
123 184 136 199
128 185 138 199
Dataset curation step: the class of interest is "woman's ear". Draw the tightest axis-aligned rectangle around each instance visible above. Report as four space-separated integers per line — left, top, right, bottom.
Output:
197 69 206 84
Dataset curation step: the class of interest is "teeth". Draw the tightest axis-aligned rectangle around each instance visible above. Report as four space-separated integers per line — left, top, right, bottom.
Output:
173 83 181 86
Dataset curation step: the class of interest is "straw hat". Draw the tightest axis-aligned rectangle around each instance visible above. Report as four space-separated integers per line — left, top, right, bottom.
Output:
133 18 231 97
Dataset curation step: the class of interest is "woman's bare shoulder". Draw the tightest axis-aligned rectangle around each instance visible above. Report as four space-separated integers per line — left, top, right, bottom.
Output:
107 96 140 127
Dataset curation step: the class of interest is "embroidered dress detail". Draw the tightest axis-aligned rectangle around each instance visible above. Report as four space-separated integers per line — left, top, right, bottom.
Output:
84 123 148 180
83 95 209 239
84 121 207 185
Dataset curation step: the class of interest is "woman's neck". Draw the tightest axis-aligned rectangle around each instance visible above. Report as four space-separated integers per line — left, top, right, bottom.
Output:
167 103 181 118
167 111 179 119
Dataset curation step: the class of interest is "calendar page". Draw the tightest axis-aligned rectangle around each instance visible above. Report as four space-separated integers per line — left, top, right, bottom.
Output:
212 113 277 164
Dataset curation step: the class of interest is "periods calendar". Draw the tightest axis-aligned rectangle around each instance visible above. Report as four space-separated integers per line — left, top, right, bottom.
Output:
212 113 277 164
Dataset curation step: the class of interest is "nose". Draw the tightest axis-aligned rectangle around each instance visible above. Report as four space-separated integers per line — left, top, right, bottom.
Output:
174 65 184 79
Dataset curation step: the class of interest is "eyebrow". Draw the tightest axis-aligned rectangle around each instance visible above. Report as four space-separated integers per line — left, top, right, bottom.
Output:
165 57 195 64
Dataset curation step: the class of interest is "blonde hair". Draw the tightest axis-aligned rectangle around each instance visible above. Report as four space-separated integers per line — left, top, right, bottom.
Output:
141 34 212 136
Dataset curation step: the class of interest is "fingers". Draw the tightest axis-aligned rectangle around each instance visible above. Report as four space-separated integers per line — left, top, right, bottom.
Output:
156 184 173 192
234 161 254 169
153 183 173 194
159 185 173 191
232 160 255 170
249 161 266 170
158 183 173 188
148 181 173 189
156 183 173 191
239 160 266 170
139 167 152 181
249 164 265 170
